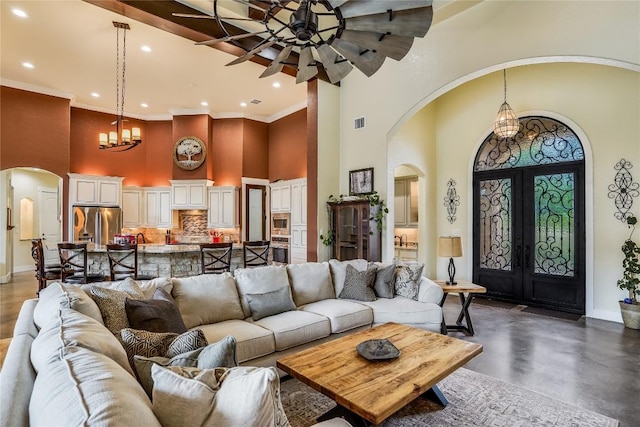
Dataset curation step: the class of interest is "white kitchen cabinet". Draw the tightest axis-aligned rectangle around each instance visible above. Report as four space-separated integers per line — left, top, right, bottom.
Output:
208 186 239 228
170 180 213 210
290 178 307 226
68 173 123 206
122 187 143 227
145 187 174 228
290 225 307 264
270 182 291 212
394 176 418 227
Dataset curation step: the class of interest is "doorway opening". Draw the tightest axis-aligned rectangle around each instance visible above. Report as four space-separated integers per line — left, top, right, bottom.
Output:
472 116 586 314
245 184 267 241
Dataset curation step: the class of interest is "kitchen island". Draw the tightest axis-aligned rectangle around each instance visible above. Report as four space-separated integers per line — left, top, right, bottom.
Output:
86 244 245 278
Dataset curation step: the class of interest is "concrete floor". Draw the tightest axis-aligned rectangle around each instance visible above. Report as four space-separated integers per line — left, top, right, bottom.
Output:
442 296 640 426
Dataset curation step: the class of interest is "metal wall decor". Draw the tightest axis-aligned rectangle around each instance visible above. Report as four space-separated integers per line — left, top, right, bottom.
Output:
444 179 460 224
608 158 639 222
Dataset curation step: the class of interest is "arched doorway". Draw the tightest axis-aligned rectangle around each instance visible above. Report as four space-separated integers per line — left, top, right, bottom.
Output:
472 116 586 314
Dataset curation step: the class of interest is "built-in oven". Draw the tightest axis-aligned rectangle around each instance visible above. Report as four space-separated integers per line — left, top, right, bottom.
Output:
271 213 290 236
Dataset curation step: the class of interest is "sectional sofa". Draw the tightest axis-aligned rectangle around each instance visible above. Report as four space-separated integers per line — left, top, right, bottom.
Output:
0 259 443 426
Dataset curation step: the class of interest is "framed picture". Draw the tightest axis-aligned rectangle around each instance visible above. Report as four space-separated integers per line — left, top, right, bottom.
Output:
349 167 374 195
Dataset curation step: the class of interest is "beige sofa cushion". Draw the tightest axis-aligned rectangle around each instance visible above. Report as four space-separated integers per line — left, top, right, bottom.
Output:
30 346 160 427
300 299 373 333
247 310 331 351
328 259 369 297
80 277 174 299
234 265 293 318
31 308 133 375
286 262 335 306
359 297 442 327
34 282 103 328
171 273 245 329
197 320 275 363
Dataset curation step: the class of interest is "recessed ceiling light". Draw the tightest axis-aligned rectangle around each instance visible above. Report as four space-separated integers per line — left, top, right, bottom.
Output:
140 103 148 108
12 8 28 18
201 101 208 106
272 82 281 88
240 102 247 107
141 45 152 53
91 92 100 98
22 62 34 69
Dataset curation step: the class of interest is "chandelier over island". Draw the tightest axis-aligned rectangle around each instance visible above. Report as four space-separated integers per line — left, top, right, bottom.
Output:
99 21 142 151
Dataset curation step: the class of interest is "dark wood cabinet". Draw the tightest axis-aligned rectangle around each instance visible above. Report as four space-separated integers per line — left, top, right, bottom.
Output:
328 200 381 262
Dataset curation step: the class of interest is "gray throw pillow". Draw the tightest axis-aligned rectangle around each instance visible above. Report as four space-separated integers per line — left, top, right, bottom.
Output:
125 287 187 334
339 264 377 302
373 263 396 299
245 287 297 321
121 328 208 369
394 264 424 300
133 336 238 397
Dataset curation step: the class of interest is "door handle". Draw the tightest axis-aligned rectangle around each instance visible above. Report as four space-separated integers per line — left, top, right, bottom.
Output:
524 246 530 268
515 245 521 268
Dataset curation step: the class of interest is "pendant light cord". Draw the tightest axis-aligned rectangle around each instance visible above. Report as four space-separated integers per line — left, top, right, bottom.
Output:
503 69 507 103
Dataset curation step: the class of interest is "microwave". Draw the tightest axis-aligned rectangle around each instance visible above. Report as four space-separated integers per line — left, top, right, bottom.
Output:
272 213 290 235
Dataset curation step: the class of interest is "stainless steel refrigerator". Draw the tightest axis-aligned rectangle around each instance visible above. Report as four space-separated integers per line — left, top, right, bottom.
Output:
73 205 122 245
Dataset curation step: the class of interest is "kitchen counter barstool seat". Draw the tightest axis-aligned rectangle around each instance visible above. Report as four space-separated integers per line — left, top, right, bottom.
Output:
106 243 156 281
31 239 62 295
200 242 233 274
58 242 105 284
243 240 270 268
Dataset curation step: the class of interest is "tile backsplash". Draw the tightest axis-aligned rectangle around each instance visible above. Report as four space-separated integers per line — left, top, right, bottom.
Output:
179 210 208 236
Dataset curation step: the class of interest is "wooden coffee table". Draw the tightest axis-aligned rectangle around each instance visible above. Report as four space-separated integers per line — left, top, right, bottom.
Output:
277 322 482 426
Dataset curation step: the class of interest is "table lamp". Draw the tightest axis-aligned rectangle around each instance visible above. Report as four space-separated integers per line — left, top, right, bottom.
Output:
438 236 463 285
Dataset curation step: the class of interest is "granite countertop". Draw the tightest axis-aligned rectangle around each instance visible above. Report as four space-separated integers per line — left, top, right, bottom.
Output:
87 243 243 254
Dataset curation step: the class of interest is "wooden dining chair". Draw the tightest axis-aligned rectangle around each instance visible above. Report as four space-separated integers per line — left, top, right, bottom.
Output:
242 240 270 268
200 242 233 274
58 242 105 284
31 239 61 295
106 243 156 281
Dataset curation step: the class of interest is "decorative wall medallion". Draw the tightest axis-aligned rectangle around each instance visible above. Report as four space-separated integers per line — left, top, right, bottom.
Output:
444 178 460 224
173 136 207 170
608 158 639 222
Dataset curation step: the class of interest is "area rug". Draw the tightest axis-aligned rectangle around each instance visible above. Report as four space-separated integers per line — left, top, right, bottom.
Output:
280 368 618 427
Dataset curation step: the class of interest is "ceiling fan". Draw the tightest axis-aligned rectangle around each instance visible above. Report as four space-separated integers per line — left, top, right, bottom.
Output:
173 0 433 84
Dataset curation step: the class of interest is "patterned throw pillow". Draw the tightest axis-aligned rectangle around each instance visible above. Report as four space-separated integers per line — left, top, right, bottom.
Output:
120 328 208 369
125 287 187 334
90 279 145 334
394 264 424 300
338 264 377 302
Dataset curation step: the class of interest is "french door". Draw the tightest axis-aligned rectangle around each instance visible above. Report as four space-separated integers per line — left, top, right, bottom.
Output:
473 162 585 314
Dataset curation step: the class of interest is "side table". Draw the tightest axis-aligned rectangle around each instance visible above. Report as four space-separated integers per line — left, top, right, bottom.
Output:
434 280 486 336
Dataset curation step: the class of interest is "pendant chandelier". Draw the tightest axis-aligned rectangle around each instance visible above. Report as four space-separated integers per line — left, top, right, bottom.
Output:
493 69 520 139
99 21 141 151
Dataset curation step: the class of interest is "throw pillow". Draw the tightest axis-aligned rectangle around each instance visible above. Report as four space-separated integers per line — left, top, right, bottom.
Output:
373 263 396 299
151 364 290 427
120 328 207 369
90 279 145 334
338 264 377 302
394 263 425 300
245 287 297 321
133 336 238 397
125 287 187 334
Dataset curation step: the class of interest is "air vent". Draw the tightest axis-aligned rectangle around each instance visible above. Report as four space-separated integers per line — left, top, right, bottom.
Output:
250 99 262 104
354 116 365 130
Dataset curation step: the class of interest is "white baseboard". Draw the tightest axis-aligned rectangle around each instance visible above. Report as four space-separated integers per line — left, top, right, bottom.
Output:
0 272 10 284
586 308 623 323
14 265 33 273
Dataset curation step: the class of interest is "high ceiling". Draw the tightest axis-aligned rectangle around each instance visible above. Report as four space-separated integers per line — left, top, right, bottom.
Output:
1 0 466 122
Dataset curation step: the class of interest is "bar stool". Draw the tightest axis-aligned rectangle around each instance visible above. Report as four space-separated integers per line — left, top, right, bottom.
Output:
57 242 105 284
31 239 61 295
200 242 233 274
106 243 156 281
242 240 270 268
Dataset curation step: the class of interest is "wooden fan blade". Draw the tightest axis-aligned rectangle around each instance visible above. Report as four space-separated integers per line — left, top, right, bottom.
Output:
172 13 257 22
296 46 318 84
226 39 277 66
196 31 268 46
316 44 353 84
345 7 433 38
337 0 432 19
339 30 414 61
330 38 385 77
260 45 294 78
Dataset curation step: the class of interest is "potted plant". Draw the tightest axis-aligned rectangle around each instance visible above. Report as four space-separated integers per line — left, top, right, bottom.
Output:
618 215 640 329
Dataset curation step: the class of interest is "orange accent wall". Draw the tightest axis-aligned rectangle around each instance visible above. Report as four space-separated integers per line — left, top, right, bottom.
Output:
243 119 269 179
269 109 307 182
1 87 70 178
172 115 210 180
145 121 173 186
211 118 244 186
